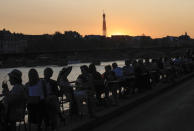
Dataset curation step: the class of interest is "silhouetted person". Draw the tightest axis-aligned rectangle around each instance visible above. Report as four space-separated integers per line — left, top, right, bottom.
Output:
89 63 104 105
122 59 135 95
74 65 95 118
103 65 118 105
1 69 27 131
25 69 46 131
112 62 123 78
43 68 59 96
57 66 78 116
123 59 134 76
112 62 123 97
134 62 149 92
43 67 62 130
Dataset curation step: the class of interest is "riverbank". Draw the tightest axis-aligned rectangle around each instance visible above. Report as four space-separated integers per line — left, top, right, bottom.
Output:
0 47 189 68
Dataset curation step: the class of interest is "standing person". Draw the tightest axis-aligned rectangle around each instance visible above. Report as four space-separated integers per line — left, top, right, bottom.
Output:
43 68 59 96
43 67 64 130
1 69 27 131
89 63 104 105
25 69 46 131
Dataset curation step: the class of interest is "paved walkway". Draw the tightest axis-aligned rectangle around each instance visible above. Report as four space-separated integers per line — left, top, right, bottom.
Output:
93 77 194 131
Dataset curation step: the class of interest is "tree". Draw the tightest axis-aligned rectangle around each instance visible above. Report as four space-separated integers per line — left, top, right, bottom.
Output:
52 31 64 41
64 31 82 40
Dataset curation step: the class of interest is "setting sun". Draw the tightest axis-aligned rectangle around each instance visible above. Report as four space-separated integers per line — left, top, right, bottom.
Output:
110 32 124 36
109 30 134 37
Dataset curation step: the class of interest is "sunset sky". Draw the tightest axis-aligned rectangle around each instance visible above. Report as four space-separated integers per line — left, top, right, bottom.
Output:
1 0 194 38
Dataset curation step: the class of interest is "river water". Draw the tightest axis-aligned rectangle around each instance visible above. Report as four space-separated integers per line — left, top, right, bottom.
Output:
0 60 125 93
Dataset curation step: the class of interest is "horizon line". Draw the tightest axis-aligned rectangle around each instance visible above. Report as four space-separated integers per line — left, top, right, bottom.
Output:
0 28 191 39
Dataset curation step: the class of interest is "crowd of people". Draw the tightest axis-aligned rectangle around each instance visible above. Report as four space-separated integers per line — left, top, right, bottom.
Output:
0 55 194 131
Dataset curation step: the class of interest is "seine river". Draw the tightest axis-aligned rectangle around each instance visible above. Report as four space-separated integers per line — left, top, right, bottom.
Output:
0 60 125 93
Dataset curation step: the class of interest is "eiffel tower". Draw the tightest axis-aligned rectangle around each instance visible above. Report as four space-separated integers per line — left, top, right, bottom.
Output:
103 12 107 37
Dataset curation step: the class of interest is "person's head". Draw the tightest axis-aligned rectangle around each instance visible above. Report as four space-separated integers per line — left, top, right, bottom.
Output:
105 65 111 72
44 67 53 80
112 63 118 69
8 69 22 85
28 69 39 86
89 63 96 73
80 65 89 74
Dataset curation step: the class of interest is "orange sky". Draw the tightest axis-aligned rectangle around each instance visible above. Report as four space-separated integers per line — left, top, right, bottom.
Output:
1 0 194 38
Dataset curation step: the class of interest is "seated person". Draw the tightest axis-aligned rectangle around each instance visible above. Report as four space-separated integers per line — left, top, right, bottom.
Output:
89 63 105 104
57 66 73 100
112 62 124 97
57 66 78 116
122 60 135 95
112 63 123 79
103 65 119 105
123 59 134 77
74 65 95 117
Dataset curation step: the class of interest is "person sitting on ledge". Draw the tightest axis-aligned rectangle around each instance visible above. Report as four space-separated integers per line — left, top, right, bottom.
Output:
57 66 78 116
112 62 123 79
112 62 124 97
102 65 118 105
88 63 105 105
74 65 96 118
